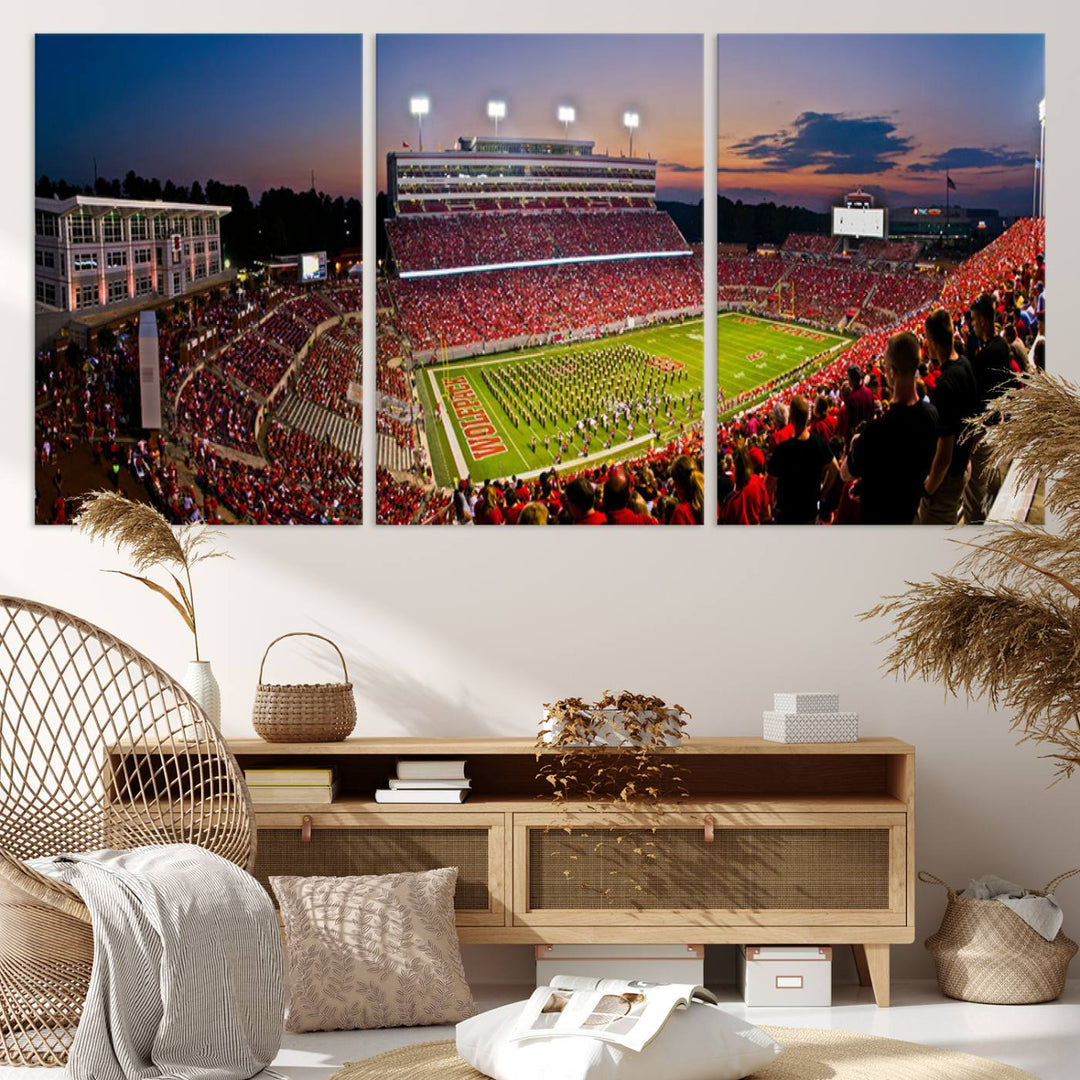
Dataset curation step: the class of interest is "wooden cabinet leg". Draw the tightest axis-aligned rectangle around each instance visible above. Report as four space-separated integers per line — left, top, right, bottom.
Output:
851 944 872 987
860 943 890 1007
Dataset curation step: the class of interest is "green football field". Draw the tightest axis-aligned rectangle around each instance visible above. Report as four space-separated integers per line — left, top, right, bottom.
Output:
717 312 852 420
418 319 706 487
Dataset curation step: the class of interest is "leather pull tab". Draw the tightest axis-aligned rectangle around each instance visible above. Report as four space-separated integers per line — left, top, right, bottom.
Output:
703 815 715 843
301 815 312 842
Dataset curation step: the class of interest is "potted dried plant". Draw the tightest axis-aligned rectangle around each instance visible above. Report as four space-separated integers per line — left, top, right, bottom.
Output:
75 491 229 727
536 692 690 907
866 371 1080 782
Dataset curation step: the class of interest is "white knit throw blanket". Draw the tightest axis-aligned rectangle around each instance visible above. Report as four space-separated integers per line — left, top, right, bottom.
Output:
30 844 284 1080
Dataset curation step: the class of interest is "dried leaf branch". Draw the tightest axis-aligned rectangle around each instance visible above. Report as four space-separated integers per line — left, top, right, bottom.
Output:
75 491 229 661
866 371 1080 782
535 692 690 907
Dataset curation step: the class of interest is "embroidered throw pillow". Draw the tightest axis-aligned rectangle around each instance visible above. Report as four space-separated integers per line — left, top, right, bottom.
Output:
270 868 476 1032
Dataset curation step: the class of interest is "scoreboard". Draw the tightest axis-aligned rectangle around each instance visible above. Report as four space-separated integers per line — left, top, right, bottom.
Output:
299 252 327 282
831 207 887 239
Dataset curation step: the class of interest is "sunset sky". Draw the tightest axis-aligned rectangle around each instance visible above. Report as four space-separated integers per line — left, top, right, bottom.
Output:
719 34 1045 215
36 35 362 200
377 35 704 203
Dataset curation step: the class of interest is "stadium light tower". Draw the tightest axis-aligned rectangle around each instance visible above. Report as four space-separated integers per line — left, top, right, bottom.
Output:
488 100 506 137
558 105 576 138
623 111 640 158
410 96 430 152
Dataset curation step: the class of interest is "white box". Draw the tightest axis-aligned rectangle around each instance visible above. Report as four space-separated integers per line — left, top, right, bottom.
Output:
535 944 704 987
763 710 859 743
773 692 840 715
738 946 832 1007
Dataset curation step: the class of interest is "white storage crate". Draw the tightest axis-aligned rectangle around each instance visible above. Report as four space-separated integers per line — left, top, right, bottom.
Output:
772 692 840 715
738 946 832 1007
762 710 859 743
536 944 704 987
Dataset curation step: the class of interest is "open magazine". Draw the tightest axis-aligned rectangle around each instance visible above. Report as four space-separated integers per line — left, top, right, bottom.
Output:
508 974 718 1053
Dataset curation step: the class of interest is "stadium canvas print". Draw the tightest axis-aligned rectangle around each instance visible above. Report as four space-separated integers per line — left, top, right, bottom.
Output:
375 34 705 525
717 34 1046 526
35 34 363 525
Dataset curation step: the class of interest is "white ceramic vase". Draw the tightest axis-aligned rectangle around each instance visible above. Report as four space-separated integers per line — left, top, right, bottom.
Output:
182 660 221 730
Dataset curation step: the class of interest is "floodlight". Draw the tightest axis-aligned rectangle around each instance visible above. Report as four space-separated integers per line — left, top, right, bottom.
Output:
487 99 506 136
1038 97 1046 124
409 96 430 151
623 111 640 157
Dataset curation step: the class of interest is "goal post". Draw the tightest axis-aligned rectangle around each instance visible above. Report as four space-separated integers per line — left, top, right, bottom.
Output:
775 281 795 318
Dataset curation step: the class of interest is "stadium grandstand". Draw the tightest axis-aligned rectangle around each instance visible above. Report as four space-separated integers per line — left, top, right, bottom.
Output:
716 216 1046 526
35 278 364 525
375 134 705 524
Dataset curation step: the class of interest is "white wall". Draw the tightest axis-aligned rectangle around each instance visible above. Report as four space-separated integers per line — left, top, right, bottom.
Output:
7 3 1079 983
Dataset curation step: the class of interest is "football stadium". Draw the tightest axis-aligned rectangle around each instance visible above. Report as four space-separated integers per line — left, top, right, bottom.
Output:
375 132 705 525
34 35 363 526
716 212 1047 525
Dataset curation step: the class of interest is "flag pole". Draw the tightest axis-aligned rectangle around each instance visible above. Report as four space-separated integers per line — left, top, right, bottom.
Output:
945 170 950 232
1032 158 1038 217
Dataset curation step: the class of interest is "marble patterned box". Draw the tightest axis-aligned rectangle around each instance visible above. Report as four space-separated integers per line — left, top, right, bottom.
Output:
762 710 859 743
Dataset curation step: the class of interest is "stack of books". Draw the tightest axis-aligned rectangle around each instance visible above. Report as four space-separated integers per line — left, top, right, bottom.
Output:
762 692 859 744
245 766 337 804
375 759 470 803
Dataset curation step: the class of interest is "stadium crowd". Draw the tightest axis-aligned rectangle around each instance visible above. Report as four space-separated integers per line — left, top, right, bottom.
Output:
439 440 705 526
385 208 687 273
393 257 702 353
717 217 1046 526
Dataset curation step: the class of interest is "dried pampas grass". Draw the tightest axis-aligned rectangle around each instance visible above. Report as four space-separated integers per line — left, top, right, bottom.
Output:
866 371 1080 782
75 491 228 661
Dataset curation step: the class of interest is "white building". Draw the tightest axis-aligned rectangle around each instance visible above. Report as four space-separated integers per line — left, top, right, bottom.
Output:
34 195 231 314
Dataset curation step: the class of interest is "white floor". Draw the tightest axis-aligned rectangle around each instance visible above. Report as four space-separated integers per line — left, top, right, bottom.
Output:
1 981 1075 1080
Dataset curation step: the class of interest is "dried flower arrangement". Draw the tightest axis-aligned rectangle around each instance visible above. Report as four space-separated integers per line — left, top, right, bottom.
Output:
75 491 228 662
865 371 1080 783
535 692 690 907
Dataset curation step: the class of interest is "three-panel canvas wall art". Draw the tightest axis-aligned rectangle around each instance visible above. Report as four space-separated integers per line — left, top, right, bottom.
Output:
34 34 1046 527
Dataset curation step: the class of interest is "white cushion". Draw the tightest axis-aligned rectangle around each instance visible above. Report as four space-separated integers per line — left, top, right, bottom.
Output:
456 999 782 1080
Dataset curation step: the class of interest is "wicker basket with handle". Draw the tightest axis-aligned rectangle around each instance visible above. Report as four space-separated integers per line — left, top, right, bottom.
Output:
252 632 357 743
920 868 1079 1004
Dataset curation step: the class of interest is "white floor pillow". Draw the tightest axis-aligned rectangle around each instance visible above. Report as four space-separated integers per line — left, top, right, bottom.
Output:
456 999 783 1080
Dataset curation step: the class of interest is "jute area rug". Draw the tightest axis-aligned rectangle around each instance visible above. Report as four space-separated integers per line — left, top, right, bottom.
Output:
329 1026 1037 1080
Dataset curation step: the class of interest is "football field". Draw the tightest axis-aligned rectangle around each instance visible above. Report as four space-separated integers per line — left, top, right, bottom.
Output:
718 312 851 420
419 319 706 487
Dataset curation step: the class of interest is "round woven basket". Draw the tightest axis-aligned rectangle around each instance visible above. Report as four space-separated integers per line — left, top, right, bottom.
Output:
921 869 1079 1004
252 632 357 743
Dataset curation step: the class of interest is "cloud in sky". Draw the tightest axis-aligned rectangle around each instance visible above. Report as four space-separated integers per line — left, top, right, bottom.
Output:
729 111 914 175
660 161 703 174
908 146 1034 173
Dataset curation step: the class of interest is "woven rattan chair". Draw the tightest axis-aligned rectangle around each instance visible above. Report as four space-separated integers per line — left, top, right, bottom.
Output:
0 596 255 1066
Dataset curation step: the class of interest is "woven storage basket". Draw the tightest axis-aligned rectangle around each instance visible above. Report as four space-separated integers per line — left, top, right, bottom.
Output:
252 632 357 742
920 869 1079 1004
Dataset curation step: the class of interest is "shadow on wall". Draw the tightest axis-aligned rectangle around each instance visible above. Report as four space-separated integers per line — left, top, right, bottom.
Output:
288 617 514 738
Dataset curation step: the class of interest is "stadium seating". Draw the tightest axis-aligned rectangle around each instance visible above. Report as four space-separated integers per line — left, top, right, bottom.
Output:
385 209 687 273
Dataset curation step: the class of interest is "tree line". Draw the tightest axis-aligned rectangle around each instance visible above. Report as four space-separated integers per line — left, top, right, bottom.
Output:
35 172 361 268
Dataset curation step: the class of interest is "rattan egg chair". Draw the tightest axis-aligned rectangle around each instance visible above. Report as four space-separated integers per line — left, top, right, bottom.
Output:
0 596 256 1067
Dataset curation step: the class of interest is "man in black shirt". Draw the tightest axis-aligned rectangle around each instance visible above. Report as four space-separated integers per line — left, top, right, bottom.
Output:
844 332 939 524
918 308 981 525
964 293 1014 523
766 394 837 524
